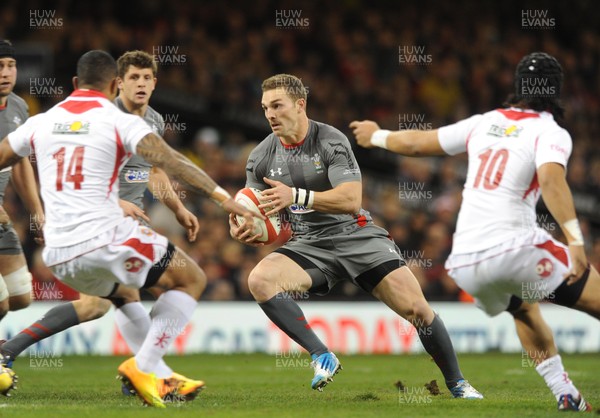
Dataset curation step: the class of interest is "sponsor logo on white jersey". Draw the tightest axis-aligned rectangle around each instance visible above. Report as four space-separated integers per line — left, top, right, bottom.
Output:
52 121 90 135
487 124 523 138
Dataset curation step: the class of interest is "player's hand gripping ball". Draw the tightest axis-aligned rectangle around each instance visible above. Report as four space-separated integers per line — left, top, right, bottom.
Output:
234 188 282 245
0 365 17 396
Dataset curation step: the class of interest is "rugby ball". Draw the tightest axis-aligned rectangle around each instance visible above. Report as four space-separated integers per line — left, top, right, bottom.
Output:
234 187 281 245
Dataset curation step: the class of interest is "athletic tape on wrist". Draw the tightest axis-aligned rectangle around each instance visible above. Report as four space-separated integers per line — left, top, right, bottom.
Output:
212 186 231 206
371 130 391 149
563 218 584 246
307 190 315 209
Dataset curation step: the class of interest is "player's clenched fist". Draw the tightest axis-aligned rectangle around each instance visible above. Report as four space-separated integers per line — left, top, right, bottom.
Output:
349 120 381 148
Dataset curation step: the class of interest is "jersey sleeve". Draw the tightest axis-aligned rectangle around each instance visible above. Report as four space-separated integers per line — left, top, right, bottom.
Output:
245 146 267 190
7 116 37 157
438 114 483 155
324 135 361 187
116 113 154 155
535 128 572 168
155 113 166 137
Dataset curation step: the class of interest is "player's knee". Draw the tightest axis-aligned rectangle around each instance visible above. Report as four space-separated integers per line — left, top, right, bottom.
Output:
74 298 111 321
247 265 275 302
0 300 9 320
8 293 31 311
188 268 206 300
405 299 432 326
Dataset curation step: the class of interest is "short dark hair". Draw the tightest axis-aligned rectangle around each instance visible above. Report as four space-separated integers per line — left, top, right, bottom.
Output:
0 40 15 59
262 74 308 103
76 50 117 90
117 50 157 78
504 52 565 121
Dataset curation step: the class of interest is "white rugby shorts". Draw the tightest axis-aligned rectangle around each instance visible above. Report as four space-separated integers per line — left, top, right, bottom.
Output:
43 217 169 296
446 229 570 316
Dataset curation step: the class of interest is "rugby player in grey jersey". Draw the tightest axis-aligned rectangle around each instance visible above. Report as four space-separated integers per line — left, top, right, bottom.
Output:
0 40 45 324
229 74 482 398
0 51 204 400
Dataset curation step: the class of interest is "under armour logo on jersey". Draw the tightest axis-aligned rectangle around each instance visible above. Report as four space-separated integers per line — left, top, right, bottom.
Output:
270 168 283 176
13 116 22 126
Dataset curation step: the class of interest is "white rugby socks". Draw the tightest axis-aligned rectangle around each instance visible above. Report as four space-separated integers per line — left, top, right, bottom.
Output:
134 290 196 376
535 354 580 400
116 301 172 378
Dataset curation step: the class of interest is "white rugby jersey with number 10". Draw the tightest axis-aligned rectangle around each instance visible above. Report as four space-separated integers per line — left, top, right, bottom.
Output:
437 107 572 255
7 89 153 247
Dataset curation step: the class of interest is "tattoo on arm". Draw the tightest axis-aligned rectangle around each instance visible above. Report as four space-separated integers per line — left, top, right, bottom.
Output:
136 133 217 198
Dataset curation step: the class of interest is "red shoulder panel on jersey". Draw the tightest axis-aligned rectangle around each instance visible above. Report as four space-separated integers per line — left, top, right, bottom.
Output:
59 100 102 114
497 108 540 120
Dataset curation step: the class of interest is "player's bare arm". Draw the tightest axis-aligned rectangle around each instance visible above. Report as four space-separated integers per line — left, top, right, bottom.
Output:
537 162 588 284
136 133 260 224
260 177 361 216
11 157 45 243
148 166 200 242
0 137 25 171
349 120 445 156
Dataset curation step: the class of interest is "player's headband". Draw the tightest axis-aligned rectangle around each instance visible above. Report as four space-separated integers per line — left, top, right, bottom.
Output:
0 42 15 59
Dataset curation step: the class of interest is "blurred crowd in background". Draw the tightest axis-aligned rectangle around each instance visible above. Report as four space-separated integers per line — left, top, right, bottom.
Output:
1 0 599 302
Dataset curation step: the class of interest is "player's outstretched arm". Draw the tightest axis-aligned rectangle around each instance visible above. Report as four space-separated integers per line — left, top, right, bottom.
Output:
0 137 24 171
148 166 200 242
349 120 445 156
11 157 45 243
136 133 261 223
538 162 588 284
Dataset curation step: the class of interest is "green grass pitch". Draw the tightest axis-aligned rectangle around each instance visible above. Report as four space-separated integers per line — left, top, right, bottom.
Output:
1 353 597 417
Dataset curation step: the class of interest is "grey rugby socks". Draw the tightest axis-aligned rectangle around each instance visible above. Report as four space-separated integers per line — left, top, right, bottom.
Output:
259 294 328 357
